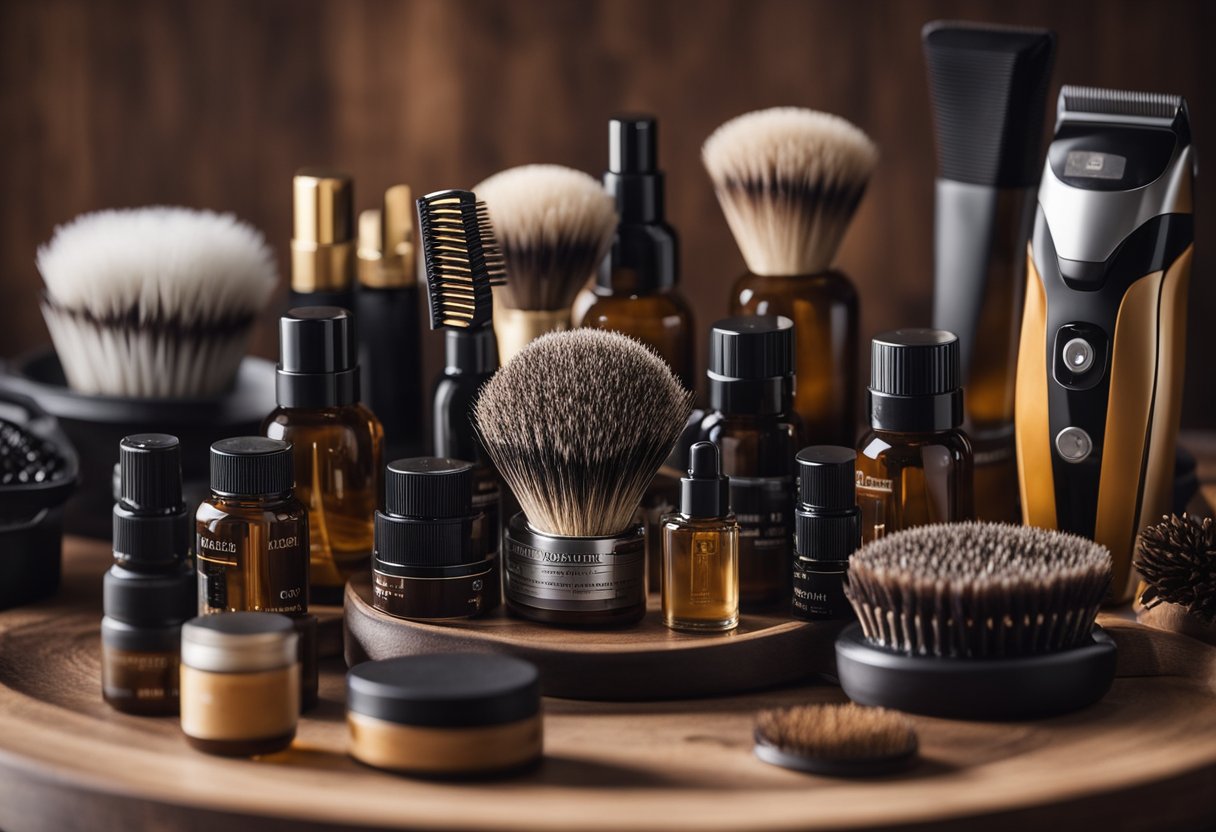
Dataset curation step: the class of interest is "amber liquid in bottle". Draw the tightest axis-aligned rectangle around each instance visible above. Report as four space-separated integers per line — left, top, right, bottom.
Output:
661 517 739 631
856 429 974 543
730 271 858 447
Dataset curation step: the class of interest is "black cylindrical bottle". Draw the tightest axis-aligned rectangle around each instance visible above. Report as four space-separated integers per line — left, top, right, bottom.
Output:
696 316 803 609
792 446 860 621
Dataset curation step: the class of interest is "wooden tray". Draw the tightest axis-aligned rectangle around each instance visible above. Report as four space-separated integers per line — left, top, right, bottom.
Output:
344 573 842 699
2 537 1216 832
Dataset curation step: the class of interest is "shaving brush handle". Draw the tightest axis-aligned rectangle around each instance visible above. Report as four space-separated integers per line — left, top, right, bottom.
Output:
493 306 571 366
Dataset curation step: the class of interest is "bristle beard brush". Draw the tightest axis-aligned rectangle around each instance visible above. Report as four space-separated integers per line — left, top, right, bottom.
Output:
473 165 617 365
754 703 918 777
835 522 1117 720
702 107 878 446
1135 513 1216 645
473 329 693 627
36 207 277 398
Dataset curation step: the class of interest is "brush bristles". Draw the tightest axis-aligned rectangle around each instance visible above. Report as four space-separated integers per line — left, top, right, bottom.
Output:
756 704 917 762
846 522 1111 658
473 329 692 537
1137 513 1216 623
36 207 276 398
417 189 507 330
473 165 617 311
702 107 878 276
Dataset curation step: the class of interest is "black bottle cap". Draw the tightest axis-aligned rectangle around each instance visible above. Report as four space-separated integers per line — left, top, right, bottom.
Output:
680 441 729 519
797 446 857 510
276 306 361 408
385 457 473 519
118 434 183 513
103 563 197 627
868 329 964 433
208 437 293 498
609 115 657 174
707 316 795 415
375 457 476 570
444 326 498 376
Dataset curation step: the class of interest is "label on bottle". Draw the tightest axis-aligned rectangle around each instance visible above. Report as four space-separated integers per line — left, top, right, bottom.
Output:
730 475 794 603
196 517 310 615
505 536 645 612
855 471 893 542
791 562 854 621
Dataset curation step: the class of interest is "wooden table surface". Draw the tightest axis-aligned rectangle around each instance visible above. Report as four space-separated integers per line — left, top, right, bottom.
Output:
1 433 1215 832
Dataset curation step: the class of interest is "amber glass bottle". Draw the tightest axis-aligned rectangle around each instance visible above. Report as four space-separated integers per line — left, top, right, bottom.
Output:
856 329 975 542
263 307 383 604
697 316 801 609
730 272 858 447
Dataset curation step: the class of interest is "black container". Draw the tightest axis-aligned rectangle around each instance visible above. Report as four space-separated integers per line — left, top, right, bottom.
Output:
792 446 861 621
0 350 274 538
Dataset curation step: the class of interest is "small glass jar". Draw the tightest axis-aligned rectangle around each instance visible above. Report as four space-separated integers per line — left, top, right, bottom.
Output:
180 612 299 756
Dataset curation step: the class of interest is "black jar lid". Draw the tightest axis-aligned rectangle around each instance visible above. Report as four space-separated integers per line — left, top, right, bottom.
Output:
796 446 856 510
385 457 473 519
346 654 541 728
707 316 795 415
868 329 964 433
118 434 183 512
276 306 361 408
103 563 197 626
209 437 293 498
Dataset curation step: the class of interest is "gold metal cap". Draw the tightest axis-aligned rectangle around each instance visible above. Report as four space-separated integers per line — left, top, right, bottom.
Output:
357 184 415 289
291 168 355 293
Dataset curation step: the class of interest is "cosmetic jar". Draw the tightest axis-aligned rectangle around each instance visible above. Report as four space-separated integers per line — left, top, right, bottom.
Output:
372 458 498 621
504 512 646 627
346 654 542 777
180 612 299 756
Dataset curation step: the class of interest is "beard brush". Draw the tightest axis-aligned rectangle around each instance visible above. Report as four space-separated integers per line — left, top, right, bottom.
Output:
1135 514 1216 645
36 207 277 398
472 165 617 365
473 329 693 626
754 703 918 777
835 522 1117 720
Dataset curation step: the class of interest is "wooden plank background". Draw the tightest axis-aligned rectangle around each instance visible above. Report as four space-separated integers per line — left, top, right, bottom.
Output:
0 0 1210 425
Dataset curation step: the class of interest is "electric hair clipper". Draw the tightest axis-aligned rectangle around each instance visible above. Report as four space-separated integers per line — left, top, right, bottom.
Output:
1015 86 1195 602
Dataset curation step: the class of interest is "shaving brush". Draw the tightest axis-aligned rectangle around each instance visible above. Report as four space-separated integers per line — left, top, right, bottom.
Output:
473 329 692 626
473 165 617 365
1136 513 1216 645
36 207 276 398
703 107 878 446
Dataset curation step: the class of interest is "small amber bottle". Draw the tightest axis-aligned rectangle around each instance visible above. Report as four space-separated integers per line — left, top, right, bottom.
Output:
263 307 384 604
661 442 739 632
856 329 975 542
697 316 802 609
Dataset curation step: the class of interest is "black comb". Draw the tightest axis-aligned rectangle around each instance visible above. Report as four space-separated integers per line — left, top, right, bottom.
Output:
923 21 1056 187
416 189 507 329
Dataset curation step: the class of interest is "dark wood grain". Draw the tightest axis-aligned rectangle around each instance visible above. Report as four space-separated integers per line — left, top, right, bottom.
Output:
0 0 1210 428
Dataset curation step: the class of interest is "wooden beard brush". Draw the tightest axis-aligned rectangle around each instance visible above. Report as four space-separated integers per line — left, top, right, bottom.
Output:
835 522 1117 720
36 207 276 398
1136 513 1216 645
754 703 918 777
472 165 617 365
473 329 693 626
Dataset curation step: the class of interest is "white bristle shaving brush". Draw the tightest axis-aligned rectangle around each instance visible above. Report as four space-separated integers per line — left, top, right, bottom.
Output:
473 165 617 364
36 207 277 398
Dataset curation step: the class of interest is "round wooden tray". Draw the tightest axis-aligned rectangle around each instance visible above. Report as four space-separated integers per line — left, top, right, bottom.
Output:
344 573 841 699
2 537 1216 832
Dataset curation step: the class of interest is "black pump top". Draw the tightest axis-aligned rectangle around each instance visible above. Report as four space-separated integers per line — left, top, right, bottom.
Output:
276 306 361 408
609 115 657 174
868 328 964 433
707 316 795 415
797 446 856 511
444 326 498 377
118 433 182 513
384 457 473 519
681 441 729 519
208 437 294 499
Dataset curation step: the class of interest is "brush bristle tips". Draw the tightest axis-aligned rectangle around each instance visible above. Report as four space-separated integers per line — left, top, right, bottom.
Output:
1136 513 1216 622
755 704 917 764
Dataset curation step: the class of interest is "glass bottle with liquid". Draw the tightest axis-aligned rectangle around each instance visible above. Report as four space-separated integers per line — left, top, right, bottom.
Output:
855 329 974 542
661 441 739 632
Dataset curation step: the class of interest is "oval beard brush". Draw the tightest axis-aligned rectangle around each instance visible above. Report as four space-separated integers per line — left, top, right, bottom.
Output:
473 165 617 365
754 703 918 777
836 522 1117 721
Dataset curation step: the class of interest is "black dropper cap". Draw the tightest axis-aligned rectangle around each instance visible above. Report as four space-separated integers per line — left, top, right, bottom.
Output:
208 437 294 499
794 446 860 563
276 306 361 408
868 329 963 433
375 457 478 571
112 434 191 570
707 315 795 415
599 114 677 292
444 326 499 377
680 442 728 519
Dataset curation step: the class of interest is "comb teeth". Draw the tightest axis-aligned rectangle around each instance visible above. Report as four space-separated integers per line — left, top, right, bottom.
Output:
416 189 507 330
1060 85 1183 121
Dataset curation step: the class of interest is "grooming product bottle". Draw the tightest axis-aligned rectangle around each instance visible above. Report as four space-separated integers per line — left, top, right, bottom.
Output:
923 22 1056 523
291 169 355 310
857 329 974 542
1015 86 1195 604
263 307 384 603
697 316 801 609
661 441 739 632
791 446 860 621
180 612 299 757
195 437 316 709
372 458 499 621
356 186 424 460
102 434 195 715
703 108 878 447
